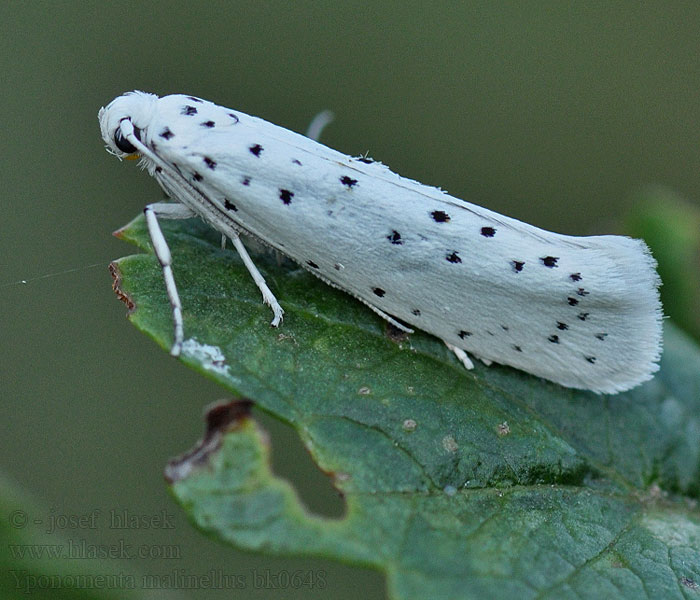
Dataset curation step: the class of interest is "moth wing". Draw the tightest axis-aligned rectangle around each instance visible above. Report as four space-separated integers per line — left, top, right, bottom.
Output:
145 94 662 394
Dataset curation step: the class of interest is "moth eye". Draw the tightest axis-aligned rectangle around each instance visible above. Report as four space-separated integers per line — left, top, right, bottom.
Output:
113 124 140 154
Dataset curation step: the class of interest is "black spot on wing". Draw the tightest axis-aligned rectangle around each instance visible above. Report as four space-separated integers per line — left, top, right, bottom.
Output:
578 312 589 321
481 227 496 237
249 144 263 157
446 251 461 264
203 156 216 169
228 112 239 123
201 120 215 128
182 105 198 116
159 127 174 140
192 172 203 182
458 330 472 339
340 175 358 188
224 199 237 211
541 256 559 268
241 176 251 186
411 309 421 316
279 189 294 205
557 322 568 330
372 287 385 297
306 260 319 269
387 230 402 245
584 356 597 364
568 297 579 306
431 210 450 223
512 260 524 272
570 273 582 282
548 335 560 343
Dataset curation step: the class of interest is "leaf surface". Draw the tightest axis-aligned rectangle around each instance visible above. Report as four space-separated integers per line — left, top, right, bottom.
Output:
113 215 700 600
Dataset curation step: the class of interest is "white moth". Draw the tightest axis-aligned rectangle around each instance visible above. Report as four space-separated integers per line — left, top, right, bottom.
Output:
99 91 663 394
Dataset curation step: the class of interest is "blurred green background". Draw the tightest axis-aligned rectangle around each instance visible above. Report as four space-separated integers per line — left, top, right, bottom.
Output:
2 2 700 598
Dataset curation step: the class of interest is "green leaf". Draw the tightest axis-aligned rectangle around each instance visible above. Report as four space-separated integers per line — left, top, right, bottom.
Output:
112 214 700 600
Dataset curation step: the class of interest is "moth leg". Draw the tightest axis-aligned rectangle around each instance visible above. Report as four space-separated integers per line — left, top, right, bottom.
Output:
144 202 196 357
229 234 284 327
445 342 475 370
305 110 334 141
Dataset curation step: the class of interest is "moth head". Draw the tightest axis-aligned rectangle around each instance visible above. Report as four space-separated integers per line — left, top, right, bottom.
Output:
98 91 159 158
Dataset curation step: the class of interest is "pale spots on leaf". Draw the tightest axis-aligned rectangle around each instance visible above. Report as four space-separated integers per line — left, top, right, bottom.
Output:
442 435 458 453
181 338 229 376
402 418 417 432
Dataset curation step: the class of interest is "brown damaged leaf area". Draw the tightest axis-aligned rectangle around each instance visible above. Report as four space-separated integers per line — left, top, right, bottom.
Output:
109 261 135 312
384 322 411 344
112 224 131 241
164 399 254 484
